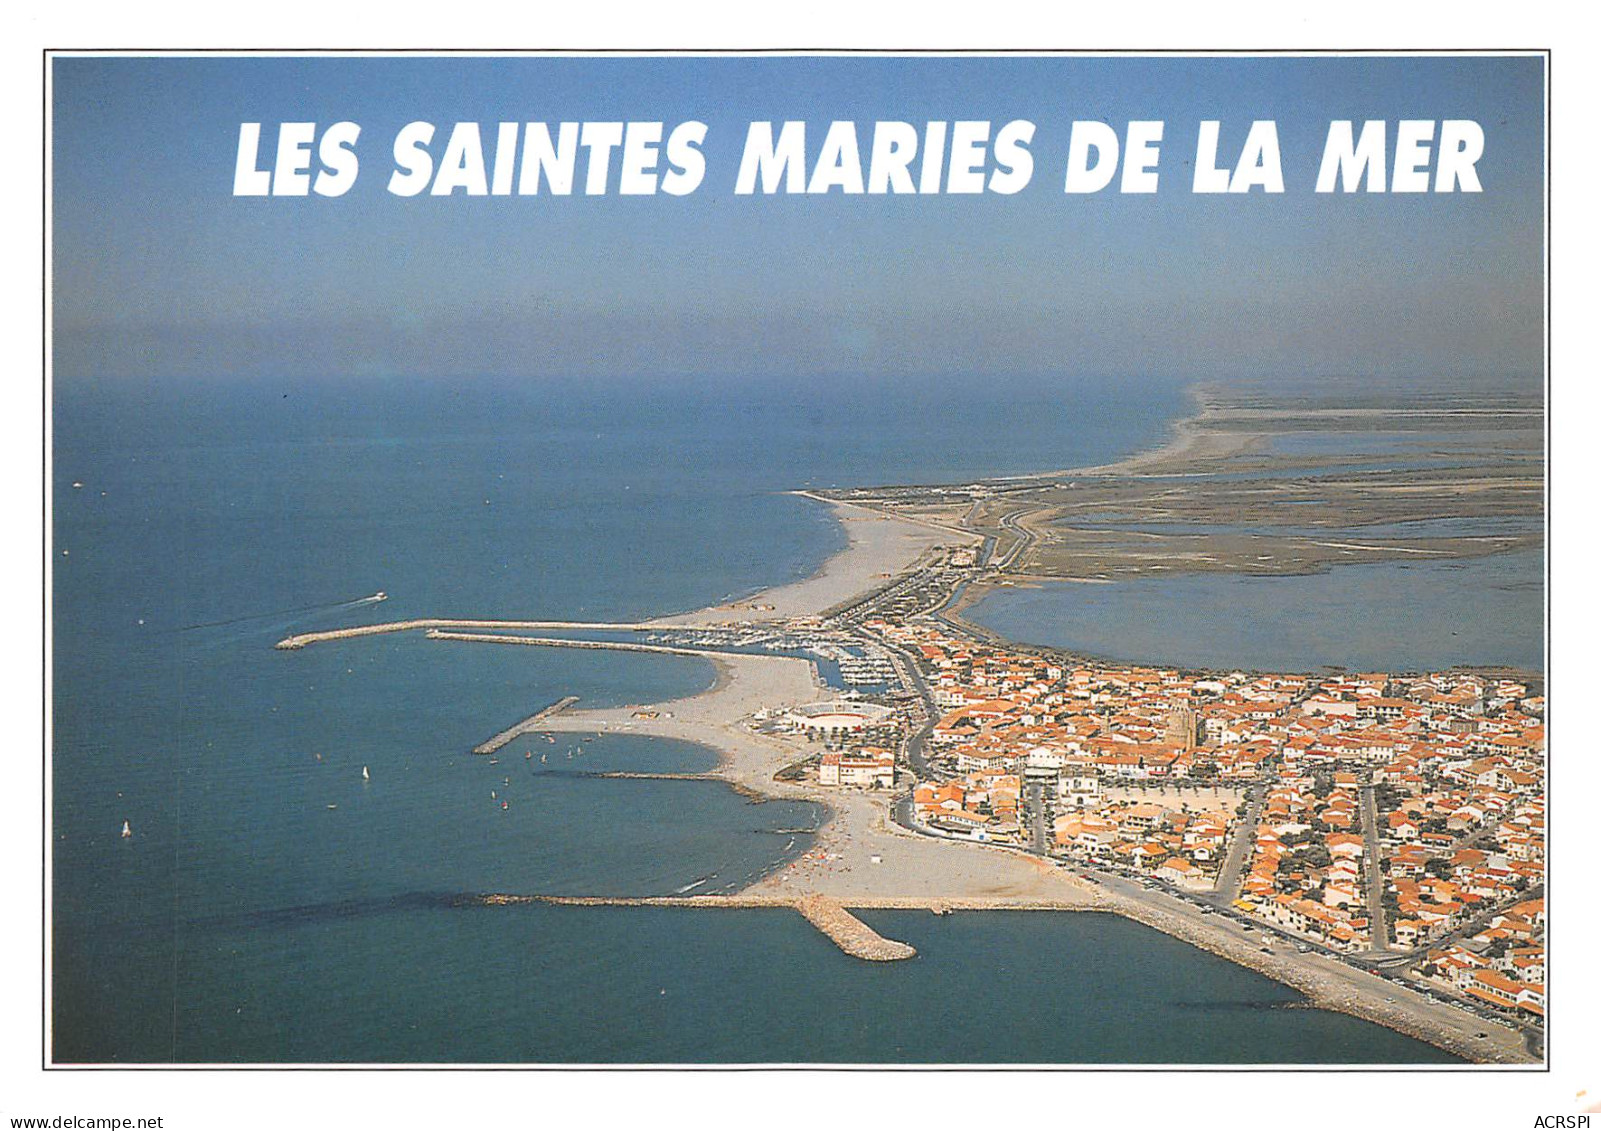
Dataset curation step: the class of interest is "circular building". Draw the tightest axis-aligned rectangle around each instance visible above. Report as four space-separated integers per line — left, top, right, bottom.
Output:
784 700 895 734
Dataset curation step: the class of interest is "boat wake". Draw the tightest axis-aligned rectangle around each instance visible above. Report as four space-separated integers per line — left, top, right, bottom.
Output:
176 592 388 634
185 891 460 932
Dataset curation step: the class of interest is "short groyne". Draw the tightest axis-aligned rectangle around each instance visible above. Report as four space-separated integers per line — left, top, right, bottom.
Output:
462 890 1533 1061
472 696 580 755
588 772 768 800
472 892 917 962
794 895 917 961
592 771 714 781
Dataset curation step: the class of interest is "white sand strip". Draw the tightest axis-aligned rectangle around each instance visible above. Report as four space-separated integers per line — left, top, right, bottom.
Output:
652 498 973 625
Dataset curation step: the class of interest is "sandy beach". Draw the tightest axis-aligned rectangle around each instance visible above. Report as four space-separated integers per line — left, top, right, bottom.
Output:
653 496 974 625
520 647 1531 1064
978 385 1254 481
531 650 1097 906
521 490 1092 906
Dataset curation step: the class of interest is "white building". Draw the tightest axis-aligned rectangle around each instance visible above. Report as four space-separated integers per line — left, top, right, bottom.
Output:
785 700 895 734
1059 773 1100 809
819 748 895 788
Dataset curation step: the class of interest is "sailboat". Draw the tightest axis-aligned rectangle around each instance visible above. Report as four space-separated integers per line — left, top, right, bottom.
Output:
362 766 370 782
120 820 132 839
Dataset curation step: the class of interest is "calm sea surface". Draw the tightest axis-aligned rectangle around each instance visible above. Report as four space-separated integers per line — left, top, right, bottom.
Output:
967 422 1545 674
52 377 1457 1063
970 549 1543 674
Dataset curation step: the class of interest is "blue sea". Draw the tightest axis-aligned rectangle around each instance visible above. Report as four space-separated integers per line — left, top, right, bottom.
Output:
52 375 1460 1063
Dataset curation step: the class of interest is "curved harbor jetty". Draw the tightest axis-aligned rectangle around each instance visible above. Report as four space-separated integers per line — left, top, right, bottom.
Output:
274 618 666 650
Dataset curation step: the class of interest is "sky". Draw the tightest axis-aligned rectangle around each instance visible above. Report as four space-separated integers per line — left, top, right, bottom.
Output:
50 54 1546 388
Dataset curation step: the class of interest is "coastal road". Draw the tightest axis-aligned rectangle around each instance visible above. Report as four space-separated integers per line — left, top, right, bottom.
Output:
902 706 937 781
1382 959 1546 1055
1082 865 1536 1063
957 496 1000 568
863 630 939 780
993 508 1038 571
1361 785 1392 952
893 793 917 832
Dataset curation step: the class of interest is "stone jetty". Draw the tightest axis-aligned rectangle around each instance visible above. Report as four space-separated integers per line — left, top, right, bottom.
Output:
472 696 580 755
794 895 917 961
426 629 717 659
462 890 1535 1060
469 892 918 962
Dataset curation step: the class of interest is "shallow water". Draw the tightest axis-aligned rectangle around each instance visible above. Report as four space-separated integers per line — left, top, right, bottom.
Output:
969 545 1542 674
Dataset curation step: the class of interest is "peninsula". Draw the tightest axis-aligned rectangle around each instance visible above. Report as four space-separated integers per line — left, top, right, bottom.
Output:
277 388 1545 1066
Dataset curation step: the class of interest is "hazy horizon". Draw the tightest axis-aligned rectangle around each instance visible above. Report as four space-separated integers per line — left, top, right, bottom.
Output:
52 55 1545 389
